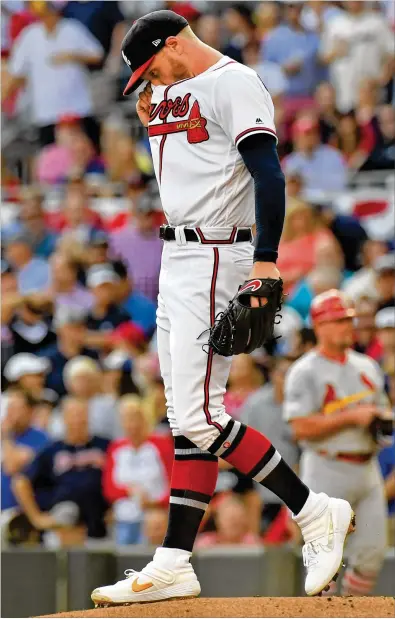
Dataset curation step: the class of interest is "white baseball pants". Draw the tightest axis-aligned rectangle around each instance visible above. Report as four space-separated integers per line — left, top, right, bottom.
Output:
157 229 253 452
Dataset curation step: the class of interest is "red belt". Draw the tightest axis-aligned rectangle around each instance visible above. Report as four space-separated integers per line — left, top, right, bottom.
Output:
318 450 374 464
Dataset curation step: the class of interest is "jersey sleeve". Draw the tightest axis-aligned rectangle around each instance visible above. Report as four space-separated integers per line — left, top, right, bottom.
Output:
283 361 317 421
212 69 277 148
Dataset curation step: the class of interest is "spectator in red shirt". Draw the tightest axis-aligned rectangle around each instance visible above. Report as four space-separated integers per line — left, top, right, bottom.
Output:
103 395 173 545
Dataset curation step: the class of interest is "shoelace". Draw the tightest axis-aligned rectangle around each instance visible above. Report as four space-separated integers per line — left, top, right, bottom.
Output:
302 542 319 568
124 569 137 578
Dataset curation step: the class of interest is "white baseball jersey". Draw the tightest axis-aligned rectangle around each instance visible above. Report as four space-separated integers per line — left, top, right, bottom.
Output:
283 348 388 454
147 56 276 227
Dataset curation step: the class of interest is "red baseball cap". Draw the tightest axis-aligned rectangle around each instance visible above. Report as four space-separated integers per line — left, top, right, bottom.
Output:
121 10 188 95
111 322 146 347
310 289 356 325
292 117 319 137
57 114 81 126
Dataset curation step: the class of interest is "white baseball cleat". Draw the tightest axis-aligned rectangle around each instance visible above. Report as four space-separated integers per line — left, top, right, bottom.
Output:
91 555 200 607
298 496 356 597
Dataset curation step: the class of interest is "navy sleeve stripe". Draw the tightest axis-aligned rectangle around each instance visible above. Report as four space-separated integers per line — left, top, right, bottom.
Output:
235 126 277 145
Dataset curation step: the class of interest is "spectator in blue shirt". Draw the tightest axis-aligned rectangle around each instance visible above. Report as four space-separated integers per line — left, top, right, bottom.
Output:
42 306 98 397
262 1 321 98
4 232 51 295
378 431 395 533
112 260 157 339
12 397 109 539
82 265 130 352
1 388 48 512
283 114 348 194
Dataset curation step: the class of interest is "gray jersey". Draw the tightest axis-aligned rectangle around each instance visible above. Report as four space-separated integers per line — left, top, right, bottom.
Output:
283 348 387 454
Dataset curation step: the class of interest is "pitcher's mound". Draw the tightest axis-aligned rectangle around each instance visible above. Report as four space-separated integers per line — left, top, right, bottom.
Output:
40 596 394 618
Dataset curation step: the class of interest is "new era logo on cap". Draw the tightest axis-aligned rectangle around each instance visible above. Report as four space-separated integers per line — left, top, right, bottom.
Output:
152 39 161 46
121 50 131 66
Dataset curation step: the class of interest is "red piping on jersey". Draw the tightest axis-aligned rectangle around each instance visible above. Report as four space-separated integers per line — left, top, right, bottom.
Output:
203 248 223 432
235 126 277 145
317 345 347 364
196 227 237 244
210 60 237 72
158 135 167 183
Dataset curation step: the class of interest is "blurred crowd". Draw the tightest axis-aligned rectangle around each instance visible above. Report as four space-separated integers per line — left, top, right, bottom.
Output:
1 0 394 550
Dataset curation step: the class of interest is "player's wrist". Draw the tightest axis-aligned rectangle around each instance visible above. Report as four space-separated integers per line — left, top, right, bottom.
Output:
253 250 278 264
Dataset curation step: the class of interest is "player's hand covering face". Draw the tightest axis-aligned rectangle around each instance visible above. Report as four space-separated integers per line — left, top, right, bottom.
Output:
136 83 153 128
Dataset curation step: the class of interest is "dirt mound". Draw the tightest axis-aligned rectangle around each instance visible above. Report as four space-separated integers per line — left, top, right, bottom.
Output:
40 596 394 618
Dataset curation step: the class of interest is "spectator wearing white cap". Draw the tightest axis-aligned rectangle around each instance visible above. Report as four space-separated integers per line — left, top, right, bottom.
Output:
4 353 50 400
84 265 130 351
43 306 98 398
375 307 395 379
374 253 395 311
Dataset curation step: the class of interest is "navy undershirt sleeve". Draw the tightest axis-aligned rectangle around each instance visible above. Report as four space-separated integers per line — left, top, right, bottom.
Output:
238 134 285 263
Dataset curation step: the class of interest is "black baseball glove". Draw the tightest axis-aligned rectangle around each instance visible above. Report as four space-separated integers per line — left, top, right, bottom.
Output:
368 411 394 448
206 278 284 357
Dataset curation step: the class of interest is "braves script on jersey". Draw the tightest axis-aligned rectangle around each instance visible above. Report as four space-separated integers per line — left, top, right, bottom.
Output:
147 56 276 227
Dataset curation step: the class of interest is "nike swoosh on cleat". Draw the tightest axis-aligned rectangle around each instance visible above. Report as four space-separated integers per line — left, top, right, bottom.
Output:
131 579 154 592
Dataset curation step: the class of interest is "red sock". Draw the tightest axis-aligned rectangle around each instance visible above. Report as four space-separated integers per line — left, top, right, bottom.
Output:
208 419 309 514
163 436 218 552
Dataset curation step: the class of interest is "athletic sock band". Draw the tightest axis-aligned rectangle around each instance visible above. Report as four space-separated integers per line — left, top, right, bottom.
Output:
208 421 309 515
162 436 218 552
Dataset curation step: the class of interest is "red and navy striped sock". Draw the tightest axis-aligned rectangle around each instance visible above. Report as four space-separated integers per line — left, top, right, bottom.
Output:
162 436 218 552
208 419 309 515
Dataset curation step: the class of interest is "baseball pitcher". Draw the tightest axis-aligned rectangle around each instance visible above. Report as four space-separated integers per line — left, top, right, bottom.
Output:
92 11 355 606
284 289 393 596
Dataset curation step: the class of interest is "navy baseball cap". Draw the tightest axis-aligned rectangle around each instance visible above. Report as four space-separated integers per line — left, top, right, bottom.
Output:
121 10 188 96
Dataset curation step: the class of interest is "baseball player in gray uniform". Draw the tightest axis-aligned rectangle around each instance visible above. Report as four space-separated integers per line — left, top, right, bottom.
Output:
92 11 355 607
284 289 393 596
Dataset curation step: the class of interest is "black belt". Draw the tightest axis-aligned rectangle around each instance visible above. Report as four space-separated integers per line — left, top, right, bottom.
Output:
159 226 252 244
